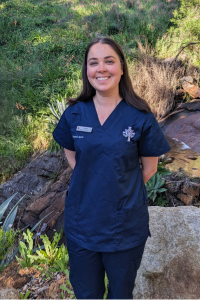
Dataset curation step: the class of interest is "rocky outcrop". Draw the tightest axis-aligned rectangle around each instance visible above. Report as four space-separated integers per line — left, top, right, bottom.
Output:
19 165 72 237
0 150 71 235
133 206 200 299
160 101 200 154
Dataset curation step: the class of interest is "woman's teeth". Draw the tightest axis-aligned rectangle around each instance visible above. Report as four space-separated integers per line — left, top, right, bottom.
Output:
97 77 109 81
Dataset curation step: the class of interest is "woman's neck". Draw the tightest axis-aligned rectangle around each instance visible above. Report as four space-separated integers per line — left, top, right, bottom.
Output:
93 93 122 109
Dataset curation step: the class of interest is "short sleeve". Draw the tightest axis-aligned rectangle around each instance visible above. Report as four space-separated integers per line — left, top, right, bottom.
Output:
138 112 171 157
53 109 75 151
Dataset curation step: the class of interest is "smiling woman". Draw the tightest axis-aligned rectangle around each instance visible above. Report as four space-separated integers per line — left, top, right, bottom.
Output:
87 43 123 97
53 37 171 299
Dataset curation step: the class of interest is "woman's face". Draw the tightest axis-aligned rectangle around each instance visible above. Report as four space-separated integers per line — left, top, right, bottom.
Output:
86 43 123 95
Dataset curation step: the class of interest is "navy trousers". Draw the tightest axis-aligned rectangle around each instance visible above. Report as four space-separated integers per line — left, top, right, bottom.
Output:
66 237 146 299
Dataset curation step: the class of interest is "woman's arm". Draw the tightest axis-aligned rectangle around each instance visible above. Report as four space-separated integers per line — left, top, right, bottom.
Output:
140 156 158 184
64 148 76 170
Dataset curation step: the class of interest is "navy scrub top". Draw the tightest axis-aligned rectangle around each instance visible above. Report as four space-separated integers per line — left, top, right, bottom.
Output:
53 99 171 252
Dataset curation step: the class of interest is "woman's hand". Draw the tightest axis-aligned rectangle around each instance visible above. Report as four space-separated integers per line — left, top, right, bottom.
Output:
64 148 76 170
140 156 158 184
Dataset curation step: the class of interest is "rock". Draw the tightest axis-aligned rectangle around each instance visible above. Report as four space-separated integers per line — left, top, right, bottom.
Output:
133 206 200 299
186 155 198 160
182 81 200 99
0 288 21 299
0 150 68 217
180 76 194 84
183 182 200 197
161 110 200 154
0 150 71 236
179 99 200 111
177 193 193 205
44 278 66 299
164 156 174 164
26 192 57 215
161 57 182 66
20 166 72 233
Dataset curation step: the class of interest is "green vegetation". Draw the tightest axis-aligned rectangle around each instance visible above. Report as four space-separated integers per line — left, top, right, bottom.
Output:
145 163 171 206
19 290 31 300
0 193 25 270
16 229 69 276
156 0 200 66
1 0 199 183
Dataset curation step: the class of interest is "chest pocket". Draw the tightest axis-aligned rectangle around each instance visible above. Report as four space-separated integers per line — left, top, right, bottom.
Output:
115 128 139 174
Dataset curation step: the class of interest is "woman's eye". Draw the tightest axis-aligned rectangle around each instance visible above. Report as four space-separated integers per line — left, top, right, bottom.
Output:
106 60 114 64
90 62 97 66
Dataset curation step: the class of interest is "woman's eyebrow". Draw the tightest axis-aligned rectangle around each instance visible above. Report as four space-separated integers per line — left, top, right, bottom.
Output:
88 55 116 62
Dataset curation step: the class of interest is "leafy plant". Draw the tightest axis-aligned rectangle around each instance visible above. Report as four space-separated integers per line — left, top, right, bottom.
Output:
46 97 67 153
16 229 35 268
0 193 25 232
154 194 168 207
19 290 30 299
146 173 167 202
47 97 67 127
16 229 69 278
0 227 18 262
60 269 76 299
104 273 109 299
0 193 25 270
5 211 52 270
157 162 172 176
29 231 63 266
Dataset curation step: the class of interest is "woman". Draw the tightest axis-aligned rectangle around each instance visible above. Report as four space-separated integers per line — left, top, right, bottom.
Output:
53 37 171 299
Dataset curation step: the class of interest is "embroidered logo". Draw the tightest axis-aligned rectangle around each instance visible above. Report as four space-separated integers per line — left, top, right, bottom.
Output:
123 127 135 142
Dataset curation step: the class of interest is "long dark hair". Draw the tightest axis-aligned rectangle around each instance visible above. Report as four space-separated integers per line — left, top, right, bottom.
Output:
68 37 151 113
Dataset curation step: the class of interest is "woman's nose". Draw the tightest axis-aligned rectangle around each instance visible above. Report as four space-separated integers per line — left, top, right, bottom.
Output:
97 62 107 72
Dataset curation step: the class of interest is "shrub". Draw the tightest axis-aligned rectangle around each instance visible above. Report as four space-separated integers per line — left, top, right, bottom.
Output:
156 1 200 68
130 41 185 119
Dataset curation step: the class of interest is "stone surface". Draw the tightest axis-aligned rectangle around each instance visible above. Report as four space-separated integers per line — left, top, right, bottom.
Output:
177 193 193 205
0 150 71 234
133 206 200 299
0 150 67 215
180 76 194 84
186 155 198 160
179 99 200 111
183 182 200 197
160 110 200 154
20 166 72 234
0 288 20 299
182 81 200 99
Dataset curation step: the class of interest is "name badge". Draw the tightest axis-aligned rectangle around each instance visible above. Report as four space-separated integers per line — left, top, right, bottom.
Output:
76 126 93 133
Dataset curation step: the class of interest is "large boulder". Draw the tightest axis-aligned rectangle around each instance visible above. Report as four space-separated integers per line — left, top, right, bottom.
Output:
133 206 200 299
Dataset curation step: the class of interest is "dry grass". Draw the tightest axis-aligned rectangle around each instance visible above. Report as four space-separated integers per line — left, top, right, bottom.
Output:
130 41 186 119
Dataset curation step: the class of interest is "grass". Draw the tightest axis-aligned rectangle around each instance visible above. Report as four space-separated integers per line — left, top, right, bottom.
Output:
0 0 199 183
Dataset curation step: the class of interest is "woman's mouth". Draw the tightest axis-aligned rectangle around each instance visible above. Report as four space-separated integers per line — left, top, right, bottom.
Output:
96 77 110 81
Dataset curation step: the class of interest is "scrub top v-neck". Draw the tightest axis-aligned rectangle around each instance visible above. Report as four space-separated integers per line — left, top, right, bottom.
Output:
53 99 171 252
90 98 124 129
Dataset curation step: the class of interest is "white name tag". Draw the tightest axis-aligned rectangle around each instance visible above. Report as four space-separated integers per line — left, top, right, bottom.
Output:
76 126 93 133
